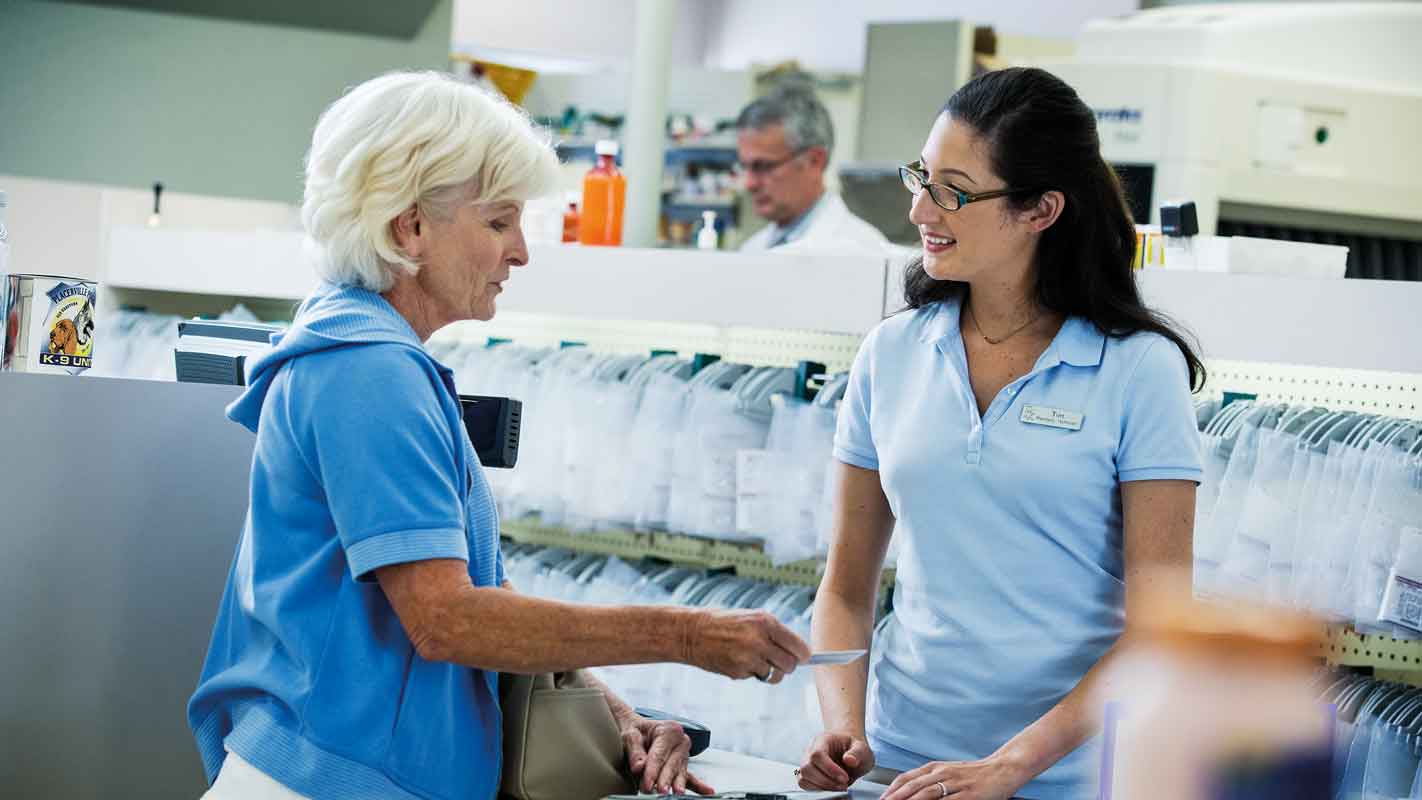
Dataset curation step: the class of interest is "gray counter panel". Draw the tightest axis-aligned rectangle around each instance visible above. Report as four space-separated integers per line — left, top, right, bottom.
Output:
0 372 252 798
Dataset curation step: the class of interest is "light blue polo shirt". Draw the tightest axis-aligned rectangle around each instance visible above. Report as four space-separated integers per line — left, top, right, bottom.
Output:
189 283 507 800
834 295 1202 800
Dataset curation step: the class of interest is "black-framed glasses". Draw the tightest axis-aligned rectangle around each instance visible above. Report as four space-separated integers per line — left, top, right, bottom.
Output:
899 160 1030 212
736 148 809 177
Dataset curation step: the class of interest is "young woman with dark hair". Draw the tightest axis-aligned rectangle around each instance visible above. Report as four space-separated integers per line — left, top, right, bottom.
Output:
798 67 1204 800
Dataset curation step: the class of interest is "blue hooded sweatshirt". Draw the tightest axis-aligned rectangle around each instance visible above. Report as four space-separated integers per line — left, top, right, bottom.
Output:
188 283 505 800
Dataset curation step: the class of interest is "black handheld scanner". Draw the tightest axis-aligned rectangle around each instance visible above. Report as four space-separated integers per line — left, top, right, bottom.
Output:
458 395 522 469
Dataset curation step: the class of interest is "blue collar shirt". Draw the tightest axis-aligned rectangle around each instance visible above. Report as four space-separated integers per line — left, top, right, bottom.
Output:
833 296 1202 799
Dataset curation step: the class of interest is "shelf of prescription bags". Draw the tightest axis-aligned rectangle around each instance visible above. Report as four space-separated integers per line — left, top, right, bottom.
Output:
500 518 895 592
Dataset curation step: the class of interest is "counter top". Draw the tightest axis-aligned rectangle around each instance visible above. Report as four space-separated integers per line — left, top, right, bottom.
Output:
688 748 888 799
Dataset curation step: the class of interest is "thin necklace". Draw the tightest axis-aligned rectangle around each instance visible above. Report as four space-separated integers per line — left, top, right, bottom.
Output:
966 302 1042 345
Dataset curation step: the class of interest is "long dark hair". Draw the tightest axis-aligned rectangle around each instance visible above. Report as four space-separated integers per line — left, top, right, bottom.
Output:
903 67 1205 391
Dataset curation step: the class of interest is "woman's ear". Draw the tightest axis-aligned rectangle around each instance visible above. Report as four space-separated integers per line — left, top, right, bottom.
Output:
391 206 424 258
1022 190 1065 234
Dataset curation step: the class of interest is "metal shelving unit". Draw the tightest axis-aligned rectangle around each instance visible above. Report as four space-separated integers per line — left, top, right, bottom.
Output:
553 142 738 168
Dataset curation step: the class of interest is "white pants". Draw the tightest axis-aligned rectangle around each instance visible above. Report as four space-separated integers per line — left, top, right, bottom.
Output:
201 750 310 800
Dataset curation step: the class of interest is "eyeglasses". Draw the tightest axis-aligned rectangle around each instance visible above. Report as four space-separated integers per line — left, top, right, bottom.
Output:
899 160 1030 212
735 148 808 177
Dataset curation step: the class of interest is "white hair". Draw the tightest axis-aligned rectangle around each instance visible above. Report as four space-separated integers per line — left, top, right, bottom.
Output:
301 70 560 292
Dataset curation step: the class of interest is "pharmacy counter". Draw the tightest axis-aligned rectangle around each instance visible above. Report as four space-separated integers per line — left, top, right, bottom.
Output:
687 748 889 799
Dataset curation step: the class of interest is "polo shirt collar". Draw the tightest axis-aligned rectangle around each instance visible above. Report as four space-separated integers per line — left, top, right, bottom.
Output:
916 296 1106 368
1056 316 1107 367
915 295 963 344
326 282 452 372
283 282 456 382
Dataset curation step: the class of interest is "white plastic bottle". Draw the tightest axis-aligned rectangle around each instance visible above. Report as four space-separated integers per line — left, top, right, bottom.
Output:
696 210 718 250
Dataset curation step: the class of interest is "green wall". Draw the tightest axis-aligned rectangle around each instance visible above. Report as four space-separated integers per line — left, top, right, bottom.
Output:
0 0 452 203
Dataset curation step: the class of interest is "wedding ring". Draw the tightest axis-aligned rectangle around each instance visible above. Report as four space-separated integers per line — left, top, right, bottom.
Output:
936 780 947 797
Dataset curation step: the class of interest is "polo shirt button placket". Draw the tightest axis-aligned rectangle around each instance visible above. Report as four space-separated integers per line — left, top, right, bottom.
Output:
966 424 984 465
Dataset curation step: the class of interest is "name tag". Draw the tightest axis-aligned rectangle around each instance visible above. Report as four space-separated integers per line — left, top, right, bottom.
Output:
1021 404 1084 431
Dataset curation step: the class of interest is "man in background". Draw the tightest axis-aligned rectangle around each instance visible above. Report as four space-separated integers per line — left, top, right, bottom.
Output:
735 88 889 253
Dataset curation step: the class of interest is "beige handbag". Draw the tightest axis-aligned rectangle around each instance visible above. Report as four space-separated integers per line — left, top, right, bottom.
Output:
499 671 634 800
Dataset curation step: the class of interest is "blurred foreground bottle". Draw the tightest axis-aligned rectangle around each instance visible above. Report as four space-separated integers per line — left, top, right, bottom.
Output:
1098 571 1329 800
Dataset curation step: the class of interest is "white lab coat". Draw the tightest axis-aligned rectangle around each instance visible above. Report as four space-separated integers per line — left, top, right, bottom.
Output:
739 191 890 255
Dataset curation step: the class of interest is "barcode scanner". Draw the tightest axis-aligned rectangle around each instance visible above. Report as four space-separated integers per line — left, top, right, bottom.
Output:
458 395 522 469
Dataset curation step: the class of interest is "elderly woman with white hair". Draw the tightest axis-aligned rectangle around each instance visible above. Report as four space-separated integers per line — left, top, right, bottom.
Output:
187 71 809 800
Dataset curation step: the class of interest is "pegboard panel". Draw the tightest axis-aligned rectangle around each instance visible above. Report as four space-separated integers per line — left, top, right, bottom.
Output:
1205 359 1422 420
433 312 865 372
501 518 827 587
1324 626 1422 684
433 312 728 356
501 518 897 593
721 327 863 373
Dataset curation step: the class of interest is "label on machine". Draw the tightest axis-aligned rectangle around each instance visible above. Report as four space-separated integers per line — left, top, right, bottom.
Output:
1 274 99 376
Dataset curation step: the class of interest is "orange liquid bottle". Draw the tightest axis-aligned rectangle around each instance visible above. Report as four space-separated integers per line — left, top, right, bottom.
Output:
578 140 626 246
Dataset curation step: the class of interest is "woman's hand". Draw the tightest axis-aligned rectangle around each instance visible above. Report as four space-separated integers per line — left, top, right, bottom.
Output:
797 730 876 791
881 756 1029 800
617 712 715 795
